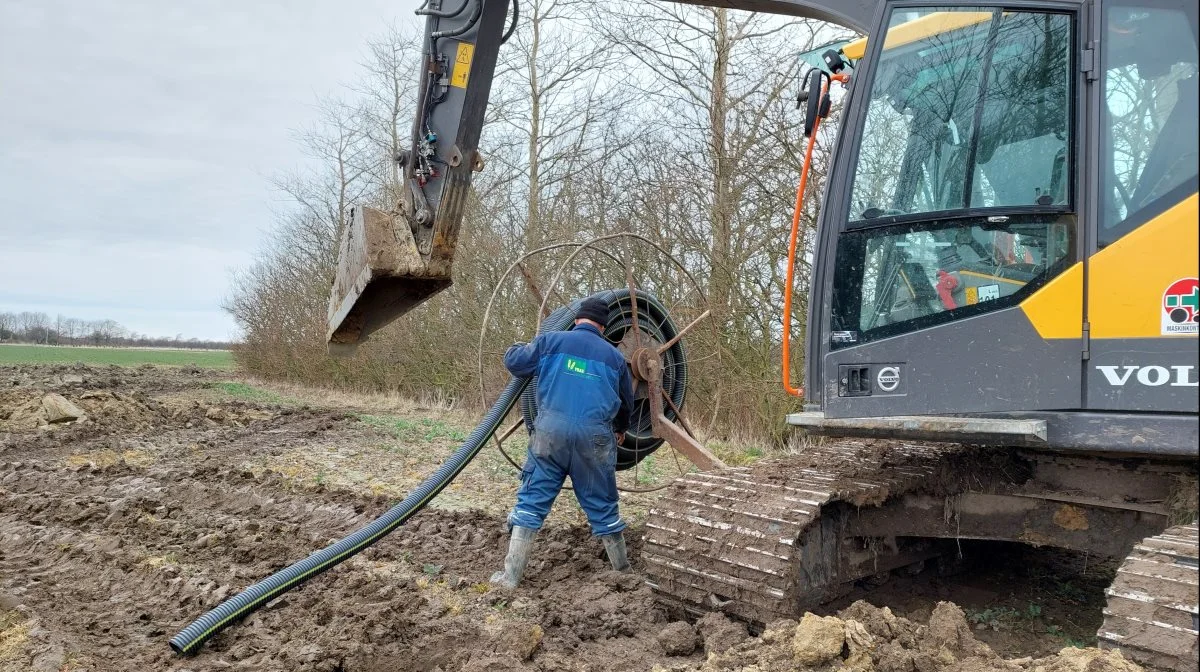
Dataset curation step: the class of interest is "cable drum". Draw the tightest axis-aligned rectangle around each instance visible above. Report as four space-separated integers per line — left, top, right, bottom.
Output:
519 288 687 471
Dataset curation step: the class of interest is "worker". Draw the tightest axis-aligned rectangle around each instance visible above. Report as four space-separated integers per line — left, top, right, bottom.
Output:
490 297 636 589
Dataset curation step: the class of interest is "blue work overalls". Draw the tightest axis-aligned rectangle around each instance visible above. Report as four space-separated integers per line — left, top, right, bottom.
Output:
502 323 635 535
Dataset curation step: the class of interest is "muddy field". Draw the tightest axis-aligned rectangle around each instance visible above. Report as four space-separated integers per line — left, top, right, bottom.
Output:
0 365 1134 671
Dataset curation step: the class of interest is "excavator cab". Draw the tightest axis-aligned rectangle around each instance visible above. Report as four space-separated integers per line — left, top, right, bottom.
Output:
793 0 1198 452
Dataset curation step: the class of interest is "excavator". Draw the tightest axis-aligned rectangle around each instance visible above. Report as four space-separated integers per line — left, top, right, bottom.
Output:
324 0 1198 668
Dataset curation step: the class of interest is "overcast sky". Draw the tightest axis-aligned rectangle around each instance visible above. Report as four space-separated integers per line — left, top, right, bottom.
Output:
0 0 422 341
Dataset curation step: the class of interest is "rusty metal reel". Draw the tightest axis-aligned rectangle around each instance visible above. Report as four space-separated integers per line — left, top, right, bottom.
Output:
476 233 725 492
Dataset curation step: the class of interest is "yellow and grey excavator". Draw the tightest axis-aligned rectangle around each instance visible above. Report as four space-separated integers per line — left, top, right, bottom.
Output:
326 0 1198 668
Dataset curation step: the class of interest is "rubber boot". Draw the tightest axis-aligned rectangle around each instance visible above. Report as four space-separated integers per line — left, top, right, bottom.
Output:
601 532 630 572
490 525 537 589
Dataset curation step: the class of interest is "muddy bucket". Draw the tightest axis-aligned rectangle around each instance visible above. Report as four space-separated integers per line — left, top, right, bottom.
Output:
326 206 453 353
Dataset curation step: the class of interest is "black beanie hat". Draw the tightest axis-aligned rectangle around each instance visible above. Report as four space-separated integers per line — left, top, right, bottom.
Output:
575 298 609 326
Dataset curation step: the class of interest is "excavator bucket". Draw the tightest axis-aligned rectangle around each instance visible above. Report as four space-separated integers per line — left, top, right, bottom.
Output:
325 206 452 351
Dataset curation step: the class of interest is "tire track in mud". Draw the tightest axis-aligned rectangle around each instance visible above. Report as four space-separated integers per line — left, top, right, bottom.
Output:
0 371 681 672
0 458 379 670
1 456 674 671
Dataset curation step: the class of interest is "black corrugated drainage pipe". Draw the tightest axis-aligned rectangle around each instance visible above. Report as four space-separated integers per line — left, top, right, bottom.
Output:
170 288 683 655
519 288 687 470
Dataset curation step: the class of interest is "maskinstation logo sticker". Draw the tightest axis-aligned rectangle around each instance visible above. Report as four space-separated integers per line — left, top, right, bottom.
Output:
564 357 599 379
1161 277 1199 335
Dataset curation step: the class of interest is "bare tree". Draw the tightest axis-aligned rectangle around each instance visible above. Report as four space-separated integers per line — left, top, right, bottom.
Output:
226 3 855 442
357 25 424 209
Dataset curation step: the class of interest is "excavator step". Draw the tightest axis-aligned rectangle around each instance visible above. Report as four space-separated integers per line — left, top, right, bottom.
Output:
1099 522 1200 672
787 411 1048 445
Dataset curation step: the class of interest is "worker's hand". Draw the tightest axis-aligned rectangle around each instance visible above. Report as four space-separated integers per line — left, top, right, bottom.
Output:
615 432 625 445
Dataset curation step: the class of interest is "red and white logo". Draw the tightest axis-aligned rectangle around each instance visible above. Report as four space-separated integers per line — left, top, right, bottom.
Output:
1161 277 1199 335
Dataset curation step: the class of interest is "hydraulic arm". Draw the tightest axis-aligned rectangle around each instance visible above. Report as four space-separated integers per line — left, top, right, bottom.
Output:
327 0 513 347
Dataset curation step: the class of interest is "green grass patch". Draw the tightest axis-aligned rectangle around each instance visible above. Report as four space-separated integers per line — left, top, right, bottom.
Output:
1045 624 1088 648
708 439 767 467
0 344 234 368
966 606 1019 630
1050 580 1093 604
358 414 468 444
207 381 284 403
632 453 662 484
966 603 1045 631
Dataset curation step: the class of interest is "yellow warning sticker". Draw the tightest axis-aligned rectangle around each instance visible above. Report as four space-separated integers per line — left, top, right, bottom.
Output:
965 286 978 305
450 42 474 89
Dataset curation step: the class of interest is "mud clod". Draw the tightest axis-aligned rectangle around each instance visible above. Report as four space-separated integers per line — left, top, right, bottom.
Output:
658 621 699 656
840 602 918 647
42 393 85 423
491 622 544 661
844 619 877 672
927 602 994 659
697 611 749 655
792 612 846 666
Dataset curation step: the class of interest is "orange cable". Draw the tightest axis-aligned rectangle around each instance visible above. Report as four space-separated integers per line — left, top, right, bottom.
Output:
782 74 844 397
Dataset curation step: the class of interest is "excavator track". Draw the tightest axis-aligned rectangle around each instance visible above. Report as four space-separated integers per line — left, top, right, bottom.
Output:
642 439 960 624
644 438 1199 671
1099 522 1200 671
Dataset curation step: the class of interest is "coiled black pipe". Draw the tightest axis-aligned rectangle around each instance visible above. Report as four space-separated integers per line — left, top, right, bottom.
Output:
519 288 686 471
169 289 680 655
500 0 519 45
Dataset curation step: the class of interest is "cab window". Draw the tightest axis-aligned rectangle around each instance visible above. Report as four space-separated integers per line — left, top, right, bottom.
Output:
1098 0 1199 247
833 215 1072 342
832 6 1076 347
848 8 1073 221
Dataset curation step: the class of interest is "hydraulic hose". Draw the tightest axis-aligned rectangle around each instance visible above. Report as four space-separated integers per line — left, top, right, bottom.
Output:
416 0 471 18
431 0 483 40
169 289 681 655
781 78 826 399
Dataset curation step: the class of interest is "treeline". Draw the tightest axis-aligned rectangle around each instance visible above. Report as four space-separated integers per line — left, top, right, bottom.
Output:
0 311 230 350
228 1 848 442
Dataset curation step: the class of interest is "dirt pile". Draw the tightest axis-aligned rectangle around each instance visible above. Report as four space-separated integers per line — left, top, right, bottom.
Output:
159 397 276 429
0 363 204 392
658 622 702 656
0 391 89 430
1 389 273 436
650 602 1143 672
